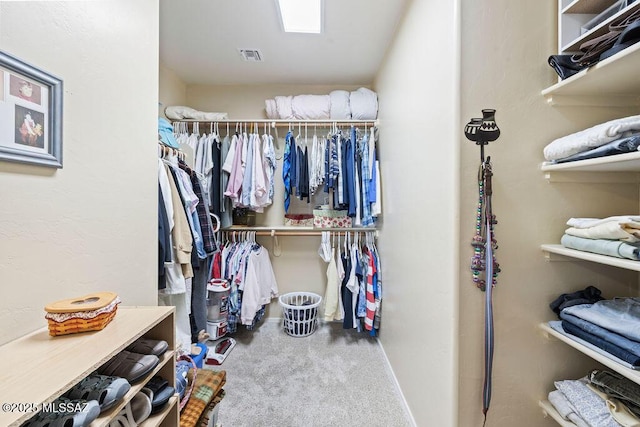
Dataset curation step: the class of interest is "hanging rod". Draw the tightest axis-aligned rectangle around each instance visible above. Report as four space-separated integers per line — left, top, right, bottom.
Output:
171 119 378 128
222 226 378 237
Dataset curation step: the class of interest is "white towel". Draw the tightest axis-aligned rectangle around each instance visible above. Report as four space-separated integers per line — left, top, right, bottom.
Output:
350 87 378 120
543 114 640 161
330 90 351 119
567 216 640 228
565 221 640 242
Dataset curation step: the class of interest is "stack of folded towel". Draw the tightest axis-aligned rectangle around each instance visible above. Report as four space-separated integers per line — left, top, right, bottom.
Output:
561 215 640 260
543 115 640 164
264 87 378 120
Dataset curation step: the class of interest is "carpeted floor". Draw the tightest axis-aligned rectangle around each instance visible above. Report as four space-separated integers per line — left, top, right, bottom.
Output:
205 319 413 427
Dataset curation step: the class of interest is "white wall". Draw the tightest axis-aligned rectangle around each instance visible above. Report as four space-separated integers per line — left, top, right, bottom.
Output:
457 1 639 426
373 0 460 425
159 63 187 118
0 1 159 345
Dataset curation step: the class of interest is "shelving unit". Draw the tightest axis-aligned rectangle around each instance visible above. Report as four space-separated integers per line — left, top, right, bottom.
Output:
0 306 177 427
547 0 640 106
540 2 640 422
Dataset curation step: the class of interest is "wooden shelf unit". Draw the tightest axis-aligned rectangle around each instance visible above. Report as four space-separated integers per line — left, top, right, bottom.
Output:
0 306 177 427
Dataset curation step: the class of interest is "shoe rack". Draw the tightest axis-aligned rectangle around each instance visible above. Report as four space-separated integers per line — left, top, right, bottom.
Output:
0 306 177 427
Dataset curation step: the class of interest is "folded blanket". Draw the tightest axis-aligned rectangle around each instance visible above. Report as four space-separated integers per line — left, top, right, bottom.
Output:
275 95 294 119
292 94 330 120
561 234 640 259
265 99 278 119
180 369 226 427
330 90 351 119
544 115 640 161
350 87 378 120
165 106 228 121
553 133 640 164
565 220 640 243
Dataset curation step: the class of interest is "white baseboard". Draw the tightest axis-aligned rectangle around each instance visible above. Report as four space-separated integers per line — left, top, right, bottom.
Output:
377 339 418 427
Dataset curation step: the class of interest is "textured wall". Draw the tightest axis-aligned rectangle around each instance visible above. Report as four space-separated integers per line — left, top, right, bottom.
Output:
458 1 640 426
159 63 187 118
0 1 159 345
373 0 460 425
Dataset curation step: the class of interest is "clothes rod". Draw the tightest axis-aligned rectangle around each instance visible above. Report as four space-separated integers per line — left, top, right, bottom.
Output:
172 119 378 128
222 227 378 237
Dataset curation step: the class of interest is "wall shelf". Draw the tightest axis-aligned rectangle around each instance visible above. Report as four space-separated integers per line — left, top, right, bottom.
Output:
541 244 640 271
542 40 640 106
540 322 640 386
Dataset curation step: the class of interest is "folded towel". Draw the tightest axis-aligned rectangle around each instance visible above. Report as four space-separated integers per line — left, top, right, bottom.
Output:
544 115 640 161
330 90 351 119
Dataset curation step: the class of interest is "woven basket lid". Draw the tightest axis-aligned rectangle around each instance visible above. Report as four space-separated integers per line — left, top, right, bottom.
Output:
45 291 118 313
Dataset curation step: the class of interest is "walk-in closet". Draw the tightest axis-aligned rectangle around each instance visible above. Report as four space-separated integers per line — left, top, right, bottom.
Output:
7 0 640 426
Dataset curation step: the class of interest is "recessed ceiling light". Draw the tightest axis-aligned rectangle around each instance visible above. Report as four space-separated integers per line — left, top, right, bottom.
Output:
276 0 322 34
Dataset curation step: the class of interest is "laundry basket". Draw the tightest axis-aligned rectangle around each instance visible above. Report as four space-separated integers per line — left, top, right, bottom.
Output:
278 292 322 337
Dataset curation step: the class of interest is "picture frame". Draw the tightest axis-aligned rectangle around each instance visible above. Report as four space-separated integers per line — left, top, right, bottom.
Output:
0 50 63 168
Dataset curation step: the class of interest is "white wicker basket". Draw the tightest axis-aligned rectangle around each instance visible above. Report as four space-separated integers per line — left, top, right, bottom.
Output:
278 292 322 337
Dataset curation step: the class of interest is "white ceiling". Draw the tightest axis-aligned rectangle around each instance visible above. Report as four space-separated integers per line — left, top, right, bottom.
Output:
159 0 409 86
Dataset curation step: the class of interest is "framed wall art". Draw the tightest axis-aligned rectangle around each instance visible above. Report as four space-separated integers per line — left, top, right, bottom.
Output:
0 50 63 168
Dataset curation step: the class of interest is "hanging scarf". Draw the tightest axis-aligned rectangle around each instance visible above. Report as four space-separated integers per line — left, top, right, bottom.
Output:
471 157 500 426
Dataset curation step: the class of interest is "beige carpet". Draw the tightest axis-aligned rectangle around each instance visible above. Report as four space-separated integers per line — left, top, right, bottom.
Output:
206 319 413 427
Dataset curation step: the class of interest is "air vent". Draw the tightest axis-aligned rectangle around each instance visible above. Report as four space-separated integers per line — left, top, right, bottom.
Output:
238 49 263 62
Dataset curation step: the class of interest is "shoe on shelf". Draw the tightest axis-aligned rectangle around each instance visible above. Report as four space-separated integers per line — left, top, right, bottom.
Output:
21 396 100 427
97 350 159 384
64 373 131 413
125 337 169 357
108 389 152 427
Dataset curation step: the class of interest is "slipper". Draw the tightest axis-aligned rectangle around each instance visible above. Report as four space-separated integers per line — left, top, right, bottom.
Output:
108 389 152 427
143 376 175 414
97 350 159 384
22 397 100 427
125 337 168 357
64 373 131 413
600 19 640 60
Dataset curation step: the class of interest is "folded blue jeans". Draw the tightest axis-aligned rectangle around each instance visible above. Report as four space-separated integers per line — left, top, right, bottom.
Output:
562 320 640 367
564 298 640 342
561 311 640 357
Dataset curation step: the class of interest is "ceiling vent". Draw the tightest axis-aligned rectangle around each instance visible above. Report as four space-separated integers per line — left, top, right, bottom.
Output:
238 49 263 62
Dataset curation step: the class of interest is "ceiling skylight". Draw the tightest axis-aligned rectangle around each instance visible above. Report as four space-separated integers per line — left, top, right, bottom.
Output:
276 0 322 34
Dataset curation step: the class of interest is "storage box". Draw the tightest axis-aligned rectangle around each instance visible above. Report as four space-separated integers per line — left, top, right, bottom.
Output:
284 214 314 227
313 209 352 228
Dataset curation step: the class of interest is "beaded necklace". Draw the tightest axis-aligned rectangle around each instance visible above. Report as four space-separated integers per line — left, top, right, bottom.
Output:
471 160 500 291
